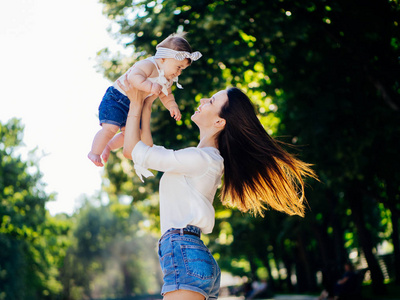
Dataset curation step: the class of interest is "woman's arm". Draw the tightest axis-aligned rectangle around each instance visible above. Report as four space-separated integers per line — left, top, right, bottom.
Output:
118 74 145 160
123 100 142 160
140 95 157 147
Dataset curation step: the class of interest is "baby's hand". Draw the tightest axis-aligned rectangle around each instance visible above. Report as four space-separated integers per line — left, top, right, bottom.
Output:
151 83 163 95
170 106 181 121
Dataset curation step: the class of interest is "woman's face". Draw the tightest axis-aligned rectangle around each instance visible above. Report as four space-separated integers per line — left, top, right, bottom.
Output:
191 90 228 129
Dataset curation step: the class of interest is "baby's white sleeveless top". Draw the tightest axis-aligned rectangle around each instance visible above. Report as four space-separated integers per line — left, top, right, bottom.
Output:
113 57 181 97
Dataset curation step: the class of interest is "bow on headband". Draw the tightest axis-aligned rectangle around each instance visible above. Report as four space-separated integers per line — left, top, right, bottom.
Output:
154 47 202 61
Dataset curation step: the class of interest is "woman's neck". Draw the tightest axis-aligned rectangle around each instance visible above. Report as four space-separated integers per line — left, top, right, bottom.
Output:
198 130 218 149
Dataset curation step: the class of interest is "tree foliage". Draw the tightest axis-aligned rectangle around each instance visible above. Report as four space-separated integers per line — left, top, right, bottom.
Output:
3 0 399 298
97 0 400 295
0 119 162 299
59 198 162 298
0 118 70 299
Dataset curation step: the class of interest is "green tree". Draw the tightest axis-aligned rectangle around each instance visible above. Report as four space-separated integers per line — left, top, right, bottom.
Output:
271 0 399 292
0 118 70 299
97 0 399 295
60 198 161 299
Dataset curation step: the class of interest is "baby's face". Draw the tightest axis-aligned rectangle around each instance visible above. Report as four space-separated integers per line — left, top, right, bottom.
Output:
161 58 190 80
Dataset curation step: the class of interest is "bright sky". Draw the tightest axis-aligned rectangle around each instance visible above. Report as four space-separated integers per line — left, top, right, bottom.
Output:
0 0 125 215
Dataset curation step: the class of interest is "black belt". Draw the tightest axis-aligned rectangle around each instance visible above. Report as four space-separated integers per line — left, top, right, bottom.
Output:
166 229 201 238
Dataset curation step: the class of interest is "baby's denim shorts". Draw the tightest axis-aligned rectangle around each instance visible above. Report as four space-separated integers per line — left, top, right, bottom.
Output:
98 86 130 127
158 225 221 299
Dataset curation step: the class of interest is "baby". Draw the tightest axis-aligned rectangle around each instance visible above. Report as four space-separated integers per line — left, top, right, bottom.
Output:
88 33 202 166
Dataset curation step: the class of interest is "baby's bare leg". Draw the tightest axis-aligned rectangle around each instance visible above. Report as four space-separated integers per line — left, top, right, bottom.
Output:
88 123 119 166
101 127 125 163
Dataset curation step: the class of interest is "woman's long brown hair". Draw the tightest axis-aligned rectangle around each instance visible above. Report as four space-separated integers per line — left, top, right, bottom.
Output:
217 88 317 217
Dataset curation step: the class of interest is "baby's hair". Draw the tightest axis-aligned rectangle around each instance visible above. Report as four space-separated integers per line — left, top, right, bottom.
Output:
156 32 194 63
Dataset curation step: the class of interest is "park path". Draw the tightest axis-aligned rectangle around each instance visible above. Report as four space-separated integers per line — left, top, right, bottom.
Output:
220 295 317 300
220 296 400 300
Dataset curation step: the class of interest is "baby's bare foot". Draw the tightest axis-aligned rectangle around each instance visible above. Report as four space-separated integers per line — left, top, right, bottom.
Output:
88 151 103 167
101 145 111 163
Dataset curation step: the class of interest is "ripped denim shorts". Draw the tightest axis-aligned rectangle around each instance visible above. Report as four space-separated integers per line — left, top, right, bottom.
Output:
158 225 221 299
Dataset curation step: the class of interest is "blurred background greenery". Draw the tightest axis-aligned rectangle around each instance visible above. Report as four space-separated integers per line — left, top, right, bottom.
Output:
1 0 399 299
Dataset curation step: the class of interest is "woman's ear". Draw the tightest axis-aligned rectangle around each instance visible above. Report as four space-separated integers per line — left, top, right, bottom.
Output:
214 118 226 128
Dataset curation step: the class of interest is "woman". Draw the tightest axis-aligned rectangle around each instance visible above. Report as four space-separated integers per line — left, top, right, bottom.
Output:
120 78 316 299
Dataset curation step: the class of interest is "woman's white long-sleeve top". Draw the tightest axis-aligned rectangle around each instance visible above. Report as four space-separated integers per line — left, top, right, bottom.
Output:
132 141 224 235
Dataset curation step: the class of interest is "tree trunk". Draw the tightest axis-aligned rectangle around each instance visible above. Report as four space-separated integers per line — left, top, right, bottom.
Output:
258 251 276 291
282 257 294 292
390 212 400 284
122 262 133 297
348 191 385 294
386 181 400 285
249 258 259 281
327 191 348 266
312 224 330 267
295 233 317 292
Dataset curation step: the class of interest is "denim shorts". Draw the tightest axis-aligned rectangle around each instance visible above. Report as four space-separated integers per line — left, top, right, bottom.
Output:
158 226 221 299
98 86 130 127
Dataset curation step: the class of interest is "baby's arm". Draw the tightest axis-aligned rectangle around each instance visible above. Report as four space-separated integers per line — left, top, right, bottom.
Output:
126 60 162 95
159 89 181 121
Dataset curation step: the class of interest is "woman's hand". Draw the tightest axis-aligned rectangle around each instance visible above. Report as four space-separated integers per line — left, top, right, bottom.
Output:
144 94 158 107
150 83 162 96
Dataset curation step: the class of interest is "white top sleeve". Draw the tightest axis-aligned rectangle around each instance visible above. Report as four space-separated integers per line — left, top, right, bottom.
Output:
132 141 209 177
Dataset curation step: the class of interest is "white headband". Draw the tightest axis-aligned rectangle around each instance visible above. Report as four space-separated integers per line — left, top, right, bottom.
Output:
154 47 202 61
